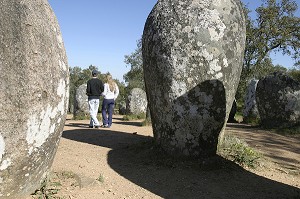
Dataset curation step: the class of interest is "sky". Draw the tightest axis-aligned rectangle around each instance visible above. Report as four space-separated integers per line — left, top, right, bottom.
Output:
48 0 300 82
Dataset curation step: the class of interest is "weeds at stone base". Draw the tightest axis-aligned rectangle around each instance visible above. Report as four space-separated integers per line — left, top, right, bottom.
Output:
31 178 61 199
242 116 261 126
273 125 300 136
123 113 146 121
141 117 152 126
96 173 105 183
218 135 261 169
31 171 80 199
73 113 102 121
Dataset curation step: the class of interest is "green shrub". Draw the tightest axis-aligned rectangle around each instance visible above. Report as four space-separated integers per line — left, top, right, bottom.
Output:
31 178 61 199
141 117 152 126
96 174 104 183
218 135 261 168
123 113 146 121
73 113 101 121
273 125 300 136
243 116 261 126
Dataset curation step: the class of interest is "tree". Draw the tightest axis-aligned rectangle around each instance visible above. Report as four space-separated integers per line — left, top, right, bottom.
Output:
237 0 300 101
243 0 300 71
288 68 300 81
123 39 145 91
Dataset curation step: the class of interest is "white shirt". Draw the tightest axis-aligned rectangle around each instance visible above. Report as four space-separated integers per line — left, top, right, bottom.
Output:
102 83 119 100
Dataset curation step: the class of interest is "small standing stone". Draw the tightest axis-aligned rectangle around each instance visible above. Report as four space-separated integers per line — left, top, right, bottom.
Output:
74 84 89 118
243 79 260 122
256 72 300 128
126 88 148 115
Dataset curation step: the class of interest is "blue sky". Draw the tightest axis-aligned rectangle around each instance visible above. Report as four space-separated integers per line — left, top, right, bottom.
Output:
48 0 299 82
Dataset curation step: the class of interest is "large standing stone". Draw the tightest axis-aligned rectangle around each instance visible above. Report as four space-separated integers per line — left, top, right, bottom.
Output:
126 88 148 115
0 0 69 198
256 72 300 128
243 79 259 122
142 0 246 157
73 84 89 118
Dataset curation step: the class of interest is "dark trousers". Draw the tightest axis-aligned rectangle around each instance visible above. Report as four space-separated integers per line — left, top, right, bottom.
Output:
102 98 115 126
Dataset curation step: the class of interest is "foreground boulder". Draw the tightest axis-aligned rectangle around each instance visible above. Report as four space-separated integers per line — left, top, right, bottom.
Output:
256 72 300 128
0 0 69 198
243 79 260 123
142 0 246 157
126 88 148 115
73 84 89 119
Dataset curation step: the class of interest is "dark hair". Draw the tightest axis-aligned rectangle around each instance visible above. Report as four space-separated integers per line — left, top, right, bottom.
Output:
92 70 98 76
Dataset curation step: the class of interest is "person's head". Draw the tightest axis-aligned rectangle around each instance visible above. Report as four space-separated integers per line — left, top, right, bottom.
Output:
92 70 98 77
105 74 115 91
105 74 112 82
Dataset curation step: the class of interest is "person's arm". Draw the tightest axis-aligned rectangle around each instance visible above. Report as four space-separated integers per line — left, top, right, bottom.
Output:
86 81 91 96
100 81 104 94
101 83 108 97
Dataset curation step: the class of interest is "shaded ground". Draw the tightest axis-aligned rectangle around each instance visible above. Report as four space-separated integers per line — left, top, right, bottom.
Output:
28 115 300 199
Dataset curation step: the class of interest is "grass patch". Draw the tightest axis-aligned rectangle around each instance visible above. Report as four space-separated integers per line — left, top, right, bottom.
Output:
218 135 261 168
31 171 79 199
243 116 261 126
141 117 152 126
31 178 61 199
123 113 146 121
96 174 105 183
73 113 101 121
273 125 300 136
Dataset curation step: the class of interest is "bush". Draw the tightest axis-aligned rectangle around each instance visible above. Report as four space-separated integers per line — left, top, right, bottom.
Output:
218 135 261 168
123 113 146 121
273 125 300 136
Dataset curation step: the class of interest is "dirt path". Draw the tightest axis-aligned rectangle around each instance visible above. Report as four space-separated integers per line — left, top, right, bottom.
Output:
28 115 300 199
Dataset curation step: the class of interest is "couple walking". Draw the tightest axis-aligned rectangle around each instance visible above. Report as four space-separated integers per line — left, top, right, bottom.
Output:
86 70 119 128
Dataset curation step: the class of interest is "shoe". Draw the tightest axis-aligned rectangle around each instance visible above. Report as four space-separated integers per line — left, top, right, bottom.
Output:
94 125 100 129
101 124 108 128
88 126 93 128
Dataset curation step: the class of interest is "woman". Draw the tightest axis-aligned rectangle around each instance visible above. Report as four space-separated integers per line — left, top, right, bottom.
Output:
101 74 119 128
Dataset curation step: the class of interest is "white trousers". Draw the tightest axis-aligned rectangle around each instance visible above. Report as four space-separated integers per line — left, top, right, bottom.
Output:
88 99 100 127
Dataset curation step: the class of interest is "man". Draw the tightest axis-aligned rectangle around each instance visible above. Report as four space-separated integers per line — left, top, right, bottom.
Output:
86 70 104 128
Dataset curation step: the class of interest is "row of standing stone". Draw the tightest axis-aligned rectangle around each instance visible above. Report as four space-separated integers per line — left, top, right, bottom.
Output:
244 72 300 128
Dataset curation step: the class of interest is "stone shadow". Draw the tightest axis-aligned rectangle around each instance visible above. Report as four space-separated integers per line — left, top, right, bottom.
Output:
62 128 300 199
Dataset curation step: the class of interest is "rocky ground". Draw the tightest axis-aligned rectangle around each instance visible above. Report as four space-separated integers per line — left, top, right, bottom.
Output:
27 115 300 199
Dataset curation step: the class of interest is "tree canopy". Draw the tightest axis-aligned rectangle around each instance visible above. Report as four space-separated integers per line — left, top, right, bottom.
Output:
123 39 144 91
243 0 300 71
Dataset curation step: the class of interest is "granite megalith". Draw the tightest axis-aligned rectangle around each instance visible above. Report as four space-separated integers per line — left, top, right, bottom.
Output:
0 0 69 198
228 99 237 123
256 72 300 128
142 0 246 157
126 88 148 115
243 79 259 122
74 84 89 119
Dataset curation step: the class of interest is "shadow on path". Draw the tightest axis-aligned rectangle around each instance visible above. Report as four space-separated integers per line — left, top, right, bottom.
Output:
226 123 300 172
62 127 300 199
